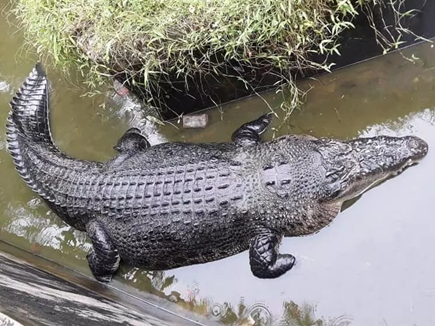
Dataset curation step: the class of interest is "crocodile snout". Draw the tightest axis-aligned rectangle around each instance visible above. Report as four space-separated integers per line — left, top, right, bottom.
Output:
406 136 429 161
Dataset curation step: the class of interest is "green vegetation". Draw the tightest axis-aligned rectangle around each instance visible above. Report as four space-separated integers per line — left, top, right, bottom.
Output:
12 0 426 119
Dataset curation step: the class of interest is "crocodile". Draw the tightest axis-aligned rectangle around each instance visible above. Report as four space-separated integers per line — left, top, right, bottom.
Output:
6 64 429 282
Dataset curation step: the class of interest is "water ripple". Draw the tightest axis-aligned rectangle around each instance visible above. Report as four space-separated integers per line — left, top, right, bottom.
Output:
324 315 354 326
27 198 43 210
3 201 90 253
0 80 10 93
210 303 227 318
246 302 273 326
207 299 273 325
104 90 168 145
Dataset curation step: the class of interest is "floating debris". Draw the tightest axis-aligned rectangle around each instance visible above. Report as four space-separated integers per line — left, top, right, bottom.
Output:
182 114 209 129
113 79 130 97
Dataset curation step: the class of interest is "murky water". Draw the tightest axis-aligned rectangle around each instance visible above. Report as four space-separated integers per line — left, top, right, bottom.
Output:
1 2 435 325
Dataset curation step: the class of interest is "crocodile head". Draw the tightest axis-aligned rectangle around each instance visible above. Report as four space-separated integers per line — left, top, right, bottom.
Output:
318 135 428 203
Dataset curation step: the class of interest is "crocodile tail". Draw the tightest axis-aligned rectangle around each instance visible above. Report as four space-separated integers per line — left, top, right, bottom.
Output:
5 63 59 195
6 63 55 148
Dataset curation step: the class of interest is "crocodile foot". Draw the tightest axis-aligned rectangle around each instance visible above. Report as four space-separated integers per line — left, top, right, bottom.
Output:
86 219 120 283
249 229 296 278
113 127 150 153
232 112 273 146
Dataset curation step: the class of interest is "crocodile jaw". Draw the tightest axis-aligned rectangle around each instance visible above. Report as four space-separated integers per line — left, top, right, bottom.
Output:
319 135 428 203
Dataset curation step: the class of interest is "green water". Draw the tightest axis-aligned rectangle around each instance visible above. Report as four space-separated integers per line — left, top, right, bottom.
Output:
1 3 435 325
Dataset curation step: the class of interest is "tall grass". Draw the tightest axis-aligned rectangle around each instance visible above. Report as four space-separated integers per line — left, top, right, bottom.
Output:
12 0 425 119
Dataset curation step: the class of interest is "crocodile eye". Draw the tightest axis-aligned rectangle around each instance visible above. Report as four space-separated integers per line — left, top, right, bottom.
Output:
324 183 342 199
325 165 344 178
331 189 341 198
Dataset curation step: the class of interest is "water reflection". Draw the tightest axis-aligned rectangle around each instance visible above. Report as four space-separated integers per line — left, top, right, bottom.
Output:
104 91 169 146
360 108 435 136
2 199 91 255
0 80 9 93
116 266 352 326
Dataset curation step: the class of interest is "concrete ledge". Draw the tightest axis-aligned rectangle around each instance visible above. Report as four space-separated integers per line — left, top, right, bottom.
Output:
0 241 206 326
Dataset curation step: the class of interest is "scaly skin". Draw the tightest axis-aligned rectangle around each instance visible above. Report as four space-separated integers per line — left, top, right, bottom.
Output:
6 64 429 282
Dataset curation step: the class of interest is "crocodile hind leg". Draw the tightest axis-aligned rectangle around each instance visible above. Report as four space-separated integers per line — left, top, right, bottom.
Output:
249 229 295 278
232 113 273 146
86 219 120 283
109 128 151 168
114 127 150 153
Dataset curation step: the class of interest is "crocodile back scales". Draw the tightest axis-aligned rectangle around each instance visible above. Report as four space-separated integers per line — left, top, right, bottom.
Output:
47 137 334 269
6 64 341 270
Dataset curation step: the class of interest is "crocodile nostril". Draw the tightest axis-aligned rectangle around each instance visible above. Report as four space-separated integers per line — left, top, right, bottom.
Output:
407 136 428 157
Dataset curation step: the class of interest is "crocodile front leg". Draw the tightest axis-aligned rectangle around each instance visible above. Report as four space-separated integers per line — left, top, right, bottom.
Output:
86 219 120 283
249 229 295 278
232 113 273 146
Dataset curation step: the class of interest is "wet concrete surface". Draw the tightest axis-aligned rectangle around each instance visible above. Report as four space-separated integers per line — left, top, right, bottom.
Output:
0 242 192 326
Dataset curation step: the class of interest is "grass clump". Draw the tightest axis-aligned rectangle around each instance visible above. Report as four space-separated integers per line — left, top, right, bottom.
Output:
12 0 421 119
